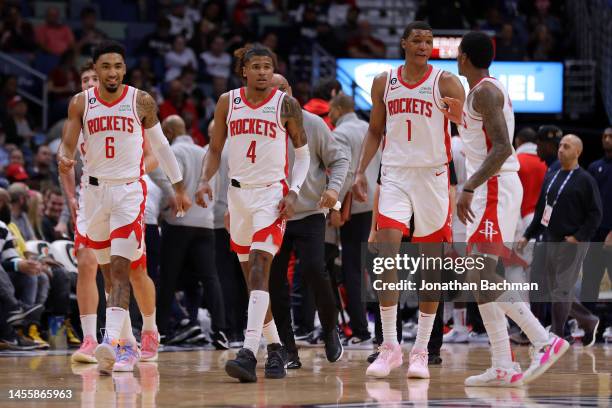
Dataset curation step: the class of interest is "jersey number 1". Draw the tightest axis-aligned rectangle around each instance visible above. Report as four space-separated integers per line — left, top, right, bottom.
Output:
105 137 115 158
405 119 412 142
246 140 256 163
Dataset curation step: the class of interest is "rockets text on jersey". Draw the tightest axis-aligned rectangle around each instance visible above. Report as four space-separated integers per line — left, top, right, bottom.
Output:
82 85 144 180
225 87 288 185
459 77 519 177
382 64 451 168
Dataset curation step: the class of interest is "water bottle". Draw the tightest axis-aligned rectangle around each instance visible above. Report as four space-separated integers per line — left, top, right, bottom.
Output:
48 316 67 350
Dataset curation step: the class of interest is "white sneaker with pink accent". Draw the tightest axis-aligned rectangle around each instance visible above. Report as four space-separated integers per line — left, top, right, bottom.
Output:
465 362 524 387
406 349 430 379
523 334 569 384
365 343 403 378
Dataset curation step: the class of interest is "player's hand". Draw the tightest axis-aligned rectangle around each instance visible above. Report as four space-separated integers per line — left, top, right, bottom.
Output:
18 260 42 276
457 190 475 224
564 235 579 244
195 180 213 208
58 155 75 175
54 221 68 237
352 173 368 203
440 97 463 125
329 209 344 228
318 189 339 209
516 237 529 253
224 211 230 232
174 189 192 217
68 196 78 225
278 191 297 220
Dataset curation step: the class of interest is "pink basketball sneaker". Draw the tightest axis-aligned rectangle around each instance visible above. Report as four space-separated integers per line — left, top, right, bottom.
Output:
140 330 160 362
366 343 403 378
71 335 98 364
523 334 569 384
406 349 430 379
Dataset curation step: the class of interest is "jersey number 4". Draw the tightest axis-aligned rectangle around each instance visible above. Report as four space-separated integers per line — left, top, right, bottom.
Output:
105 137 115 158
405 119 412 142
246 140 256 163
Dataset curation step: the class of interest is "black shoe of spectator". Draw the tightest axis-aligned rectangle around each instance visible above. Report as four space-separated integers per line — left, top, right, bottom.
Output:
582 319 600 348
367 351 379 363
286 349 302 369
7 304 43 326
166 320 201 345
184 331 209 346
0 332 38 351
307 328 325 347
428 353 442 365
264 343 287 379
226 348 258 383
211 330 229 350
324 327 343 363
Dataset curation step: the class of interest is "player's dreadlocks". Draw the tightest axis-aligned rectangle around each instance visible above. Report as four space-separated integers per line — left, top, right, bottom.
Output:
234 43 278 79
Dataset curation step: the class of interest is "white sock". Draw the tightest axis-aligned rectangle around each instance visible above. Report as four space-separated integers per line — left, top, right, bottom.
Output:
262 320 281 345
105 307 127 341
142 310 157 332
478 302 513 368
243 290 269 357
453 308 467 331
413 311 436 351
497 291 548 348
380 305 399 345
120 312 137 346
80 314 97 339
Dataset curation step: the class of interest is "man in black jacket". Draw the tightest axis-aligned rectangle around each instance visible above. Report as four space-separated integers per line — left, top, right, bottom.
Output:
519 134 602 346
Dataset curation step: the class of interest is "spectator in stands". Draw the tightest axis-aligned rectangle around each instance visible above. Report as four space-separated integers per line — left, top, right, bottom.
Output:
3 96 34 147
529 0 561 37
151 115 228 348
201 1 225 27
189 18 216 56
304 77 342 129
9 183 35 241
0 5 36 54
0 264 40 350
347 20 386 59
74 7 107 57
200 34 231 98
34 6 75 56
528 24 557 61
27 144 57 191
139 17 174 59
536 125 562 174
480 6 504 33
168 2 195 40
159 80 204 145
416 0 475 30
0 75 18 114
581 127 612 319
335 6 361 52
164 35 198 82
40 187 64 242
26 190 45 240
5 161 29 184
48 50 79 122
296 5 319 42
261 32 278 53
495 23 527 61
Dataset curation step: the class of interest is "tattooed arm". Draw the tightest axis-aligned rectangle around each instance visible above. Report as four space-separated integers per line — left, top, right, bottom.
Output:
279 94 309 219
137 90 191 214
463 83 512 191
457 82 512 224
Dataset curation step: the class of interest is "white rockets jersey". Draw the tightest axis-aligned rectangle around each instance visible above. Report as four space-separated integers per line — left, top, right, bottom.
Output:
225 87 288 185
382 64 451 168
459 77 519 176
82 85 144 180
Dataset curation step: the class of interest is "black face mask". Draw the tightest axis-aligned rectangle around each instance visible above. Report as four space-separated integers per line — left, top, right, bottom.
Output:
0 205 11 224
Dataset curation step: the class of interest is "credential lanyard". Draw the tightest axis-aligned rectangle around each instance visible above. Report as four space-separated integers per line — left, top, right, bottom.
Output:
545 167 577 208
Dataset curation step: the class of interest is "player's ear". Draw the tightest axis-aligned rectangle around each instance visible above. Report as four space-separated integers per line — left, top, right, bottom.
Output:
400 38 406 51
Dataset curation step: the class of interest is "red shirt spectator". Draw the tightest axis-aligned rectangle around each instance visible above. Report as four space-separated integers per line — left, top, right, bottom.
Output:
35 7 75 56
159 80 205 145
516 137 547 217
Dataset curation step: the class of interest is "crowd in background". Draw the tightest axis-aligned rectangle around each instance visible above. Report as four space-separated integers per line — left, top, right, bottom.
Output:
0 1 608 351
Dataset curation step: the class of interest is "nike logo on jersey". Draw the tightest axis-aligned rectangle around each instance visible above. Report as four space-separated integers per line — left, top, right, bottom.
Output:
234 106 246 110
390 85 401 91
435 171 445 176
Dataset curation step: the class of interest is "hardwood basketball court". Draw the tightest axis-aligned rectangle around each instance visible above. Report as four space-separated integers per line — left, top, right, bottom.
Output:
1 343 610 407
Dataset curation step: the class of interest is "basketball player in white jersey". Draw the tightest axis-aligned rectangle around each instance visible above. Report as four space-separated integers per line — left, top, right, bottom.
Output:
62 60 162 366
452 31 569 387
195 44 309 383
353 21 465 379
58 41 191 374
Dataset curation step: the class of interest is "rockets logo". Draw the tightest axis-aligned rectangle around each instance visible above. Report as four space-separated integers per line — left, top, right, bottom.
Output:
479 219 498 242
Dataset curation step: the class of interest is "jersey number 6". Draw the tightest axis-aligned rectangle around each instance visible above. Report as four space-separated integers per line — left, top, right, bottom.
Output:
105 137 115 158
246 140 256 163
